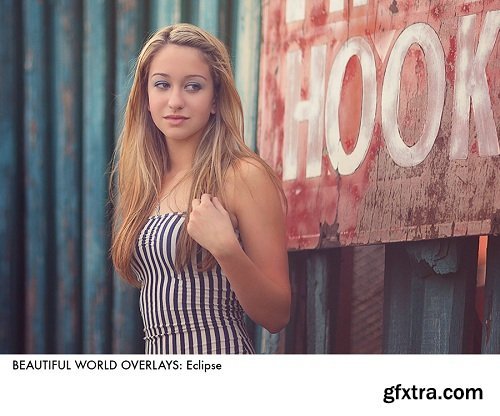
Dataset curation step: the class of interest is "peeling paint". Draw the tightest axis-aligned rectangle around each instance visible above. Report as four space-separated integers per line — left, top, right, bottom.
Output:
389 0 399 14
318 221 340 247
405 239 459 275
258 0 500 249
491 209 500 235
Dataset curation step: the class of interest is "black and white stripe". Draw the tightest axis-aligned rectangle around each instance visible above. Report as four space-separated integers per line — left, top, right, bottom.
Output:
132 212 255 354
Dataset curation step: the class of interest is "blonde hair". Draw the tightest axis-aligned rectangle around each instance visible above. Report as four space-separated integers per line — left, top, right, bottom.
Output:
110 23 284 287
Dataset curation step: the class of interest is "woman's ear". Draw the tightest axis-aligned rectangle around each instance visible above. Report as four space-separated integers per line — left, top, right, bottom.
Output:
210 99 216 114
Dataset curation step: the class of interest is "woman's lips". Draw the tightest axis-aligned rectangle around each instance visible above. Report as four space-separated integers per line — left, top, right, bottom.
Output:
164 115 188 126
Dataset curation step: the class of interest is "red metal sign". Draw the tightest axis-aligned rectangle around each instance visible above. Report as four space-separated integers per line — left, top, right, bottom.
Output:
258 0 500 249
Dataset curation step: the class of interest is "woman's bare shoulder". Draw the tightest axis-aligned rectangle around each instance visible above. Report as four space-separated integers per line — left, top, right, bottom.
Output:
224 156 282 217
225 157 275 197
227 156 275 186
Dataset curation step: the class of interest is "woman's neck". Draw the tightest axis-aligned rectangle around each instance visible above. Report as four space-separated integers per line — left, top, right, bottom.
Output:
165 139 198 173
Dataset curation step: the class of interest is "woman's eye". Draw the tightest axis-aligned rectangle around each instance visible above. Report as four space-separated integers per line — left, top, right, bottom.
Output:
154 81 170 89
185 83 202 92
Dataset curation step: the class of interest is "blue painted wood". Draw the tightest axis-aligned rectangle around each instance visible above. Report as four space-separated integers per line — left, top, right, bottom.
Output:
52 0 83 353
0 0 23 354
82 0 113 354
23 0 50 353
112 0 145 354
384 238 478 353
482 236 500 353
231 0 261 150
149 0 183 30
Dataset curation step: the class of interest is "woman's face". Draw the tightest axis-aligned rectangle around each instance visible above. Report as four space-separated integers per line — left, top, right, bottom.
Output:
147 44 216 145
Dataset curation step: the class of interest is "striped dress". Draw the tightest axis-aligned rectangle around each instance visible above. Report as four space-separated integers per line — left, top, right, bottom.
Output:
132 212 255 354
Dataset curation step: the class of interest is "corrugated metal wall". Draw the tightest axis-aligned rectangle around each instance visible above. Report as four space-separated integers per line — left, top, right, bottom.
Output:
0 0 263 354
1 0 499 355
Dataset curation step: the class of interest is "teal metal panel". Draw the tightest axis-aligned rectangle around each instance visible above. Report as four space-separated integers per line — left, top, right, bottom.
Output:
150 0 183 30
112 0 145 354
52 0 83 353
305 250 340 353
82 0 113 354
482 236 500 353
23 0 50 353
232 0 261 150
384 238 479 353
383 243 412 353
0 0 23 353
257 331 282 354
306 253 330 353
191 0 225 37
3 0 499 358
283 249 342 354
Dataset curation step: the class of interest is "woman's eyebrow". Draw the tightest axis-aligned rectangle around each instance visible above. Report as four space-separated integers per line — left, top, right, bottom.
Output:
150 72 208 80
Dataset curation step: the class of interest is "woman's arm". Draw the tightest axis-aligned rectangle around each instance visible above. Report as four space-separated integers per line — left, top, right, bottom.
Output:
186 160 290 333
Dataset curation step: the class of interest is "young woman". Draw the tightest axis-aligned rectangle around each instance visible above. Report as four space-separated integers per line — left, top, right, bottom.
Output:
110 23 290 354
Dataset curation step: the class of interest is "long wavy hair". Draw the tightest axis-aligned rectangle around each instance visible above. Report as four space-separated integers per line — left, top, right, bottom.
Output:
110 23 284 287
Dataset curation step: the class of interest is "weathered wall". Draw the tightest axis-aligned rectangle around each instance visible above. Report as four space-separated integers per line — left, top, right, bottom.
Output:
258 0 500 249
1 0 499 355
0 0 263 353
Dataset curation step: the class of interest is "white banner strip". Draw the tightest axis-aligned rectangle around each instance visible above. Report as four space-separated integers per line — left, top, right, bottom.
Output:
1 354 498 415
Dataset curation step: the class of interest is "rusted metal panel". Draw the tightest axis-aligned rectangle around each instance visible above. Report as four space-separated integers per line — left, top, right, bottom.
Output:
23 0 50 353
0 0 23 353
52 0 83 353
1 0 272 354
232 0 262 150
82 0 113 354
258 0 500 249
112 0 145 354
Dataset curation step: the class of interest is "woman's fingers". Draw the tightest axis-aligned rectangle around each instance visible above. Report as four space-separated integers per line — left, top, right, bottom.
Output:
200 193 212 204
193 195 230 218
212 196 227 213
192 198 201 209
187 193 238 254
192 194 213 211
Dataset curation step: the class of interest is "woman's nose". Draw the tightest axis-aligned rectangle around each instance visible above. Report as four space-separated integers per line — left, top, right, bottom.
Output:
168 86 184 110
